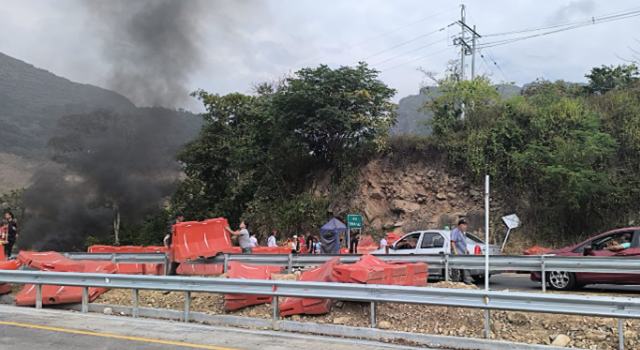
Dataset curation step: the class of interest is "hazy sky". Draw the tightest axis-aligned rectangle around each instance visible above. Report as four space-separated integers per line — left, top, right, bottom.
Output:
1 0 639 110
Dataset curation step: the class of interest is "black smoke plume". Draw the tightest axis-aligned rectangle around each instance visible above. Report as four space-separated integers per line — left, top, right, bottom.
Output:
21 108 198 250
87 0 205 107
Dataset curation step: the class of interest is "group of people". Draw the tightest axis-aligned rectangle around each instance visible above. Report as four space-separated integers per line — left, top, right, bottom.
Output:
225 223 323 254
0 211 18 257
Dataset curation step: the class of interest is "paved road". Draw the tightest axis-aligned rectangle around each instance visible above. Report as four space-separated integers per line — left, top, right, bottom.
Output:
0 305 429 350
488 273 640 295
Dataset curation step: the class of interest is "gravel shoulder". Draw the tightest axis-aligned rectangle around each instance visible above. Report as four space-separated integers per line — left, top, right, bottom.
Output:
95 280 640 350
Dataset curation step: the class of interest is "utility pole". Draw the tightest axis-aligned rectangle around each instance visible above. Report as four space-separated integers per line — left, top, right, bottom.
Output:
459 4 466 81
454 5 481 80
471 25 477 79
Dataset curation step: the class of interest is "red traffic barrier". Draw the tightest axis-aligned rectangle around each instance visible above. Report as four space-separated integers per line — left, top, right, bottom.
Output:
0 259 21 270
223 262 282 311
177 262 224 276
280 257 339 317
0 258 20 296
15 261 116 306
390 262 429 286
0 284 11 295
332 256 385 284
172 218 234 262
333 254 428 286
87 245 168 253
17 251 84 272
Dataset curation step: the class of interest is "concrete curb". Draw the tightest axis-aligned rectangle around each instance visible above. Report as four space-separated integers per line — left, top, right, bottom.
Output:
63 303 579 350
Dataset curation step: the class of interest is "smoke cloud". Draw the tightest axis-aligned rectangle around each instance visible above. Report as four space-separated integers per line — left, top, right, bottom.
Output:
21 108 197 250
87 0 205 107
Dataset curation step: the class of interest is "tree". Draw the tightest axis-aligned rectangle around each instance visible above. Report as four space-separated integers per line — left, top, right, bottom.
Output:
585 64 639 95
174 63 396 232
271 63 396 168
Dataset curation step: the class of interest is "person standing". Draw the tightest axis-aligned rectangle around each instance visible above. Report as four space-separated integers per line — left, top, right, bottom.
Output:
379 236 388 254
226 221 252 254
450 218 473 284
349 231 359 254
249 234 258 248
3 211 17 258
164 213 185 248
267 230 278 247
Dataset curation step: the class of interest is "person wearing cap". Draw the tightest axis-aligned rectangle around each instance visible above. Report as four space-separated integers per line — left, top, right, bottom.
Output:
450 218 473 284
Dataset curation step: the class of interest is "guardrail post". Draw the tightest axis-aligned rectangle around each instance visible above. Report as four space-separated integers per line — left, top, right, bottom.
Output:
484 309 490 338
81 287 89 313
272 295 279 330
111 253 116 264
370 302 376 328
541 255 547 293
132 289 139 318
35 284 42 309
163 254 170 276
223 254 229 273
444 254 450 282
184 291 191 322
618 317 624 350
287 254 293 273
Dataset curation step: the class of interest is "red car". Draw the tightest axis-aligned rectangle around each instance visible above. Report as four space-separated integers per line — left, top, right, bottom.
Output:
531 227 640 290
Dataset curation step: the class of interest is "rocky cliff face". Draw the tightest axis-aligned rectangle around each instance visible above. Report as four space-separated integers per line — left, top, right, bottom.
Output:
326 154 495 236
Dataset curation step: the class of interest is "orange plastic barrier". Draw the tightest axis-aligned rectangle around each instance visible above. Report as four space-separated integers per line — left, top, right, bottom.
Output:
87 245 168 253
176 262 224 276
391 262 428 286
355 235 380 254
523 245 553 255
15 261 116 306
0 284 11 295
333 255 428 286
333 258 385 284
172 218 233 262
0 259 21 270
17 251 84 272
280 257 339 316
0 258 20 296
223 262 282 311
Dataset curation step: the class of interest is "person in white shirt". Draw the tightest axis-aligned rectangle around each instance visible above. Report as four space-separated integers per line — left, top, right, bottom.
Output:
267 230 277 247
249 234 258 248
380 237 388 254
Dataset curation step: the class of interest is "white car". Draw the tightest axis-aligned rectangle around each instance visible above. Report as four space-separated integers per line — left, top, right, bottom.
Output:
372 229 502 280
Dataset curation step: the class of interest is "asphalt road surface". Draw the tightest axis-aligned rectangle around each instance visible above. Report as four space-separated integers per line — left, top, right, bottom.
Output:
488 273 640 295
0 305 431 350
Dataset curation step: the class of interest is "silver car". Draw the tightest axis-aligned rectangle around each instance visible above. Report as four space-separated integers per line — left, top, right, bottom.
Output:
371 229 502 280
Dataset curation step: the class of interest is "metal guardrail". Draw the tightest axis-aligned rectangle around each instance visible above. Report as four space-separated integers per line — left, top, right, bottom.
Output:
209 253 640 273
64 252 168 264
0 269 635 349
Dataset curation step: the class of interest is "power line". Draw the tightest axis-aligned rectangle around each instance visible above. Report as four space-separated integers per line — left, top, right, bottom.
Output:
482 50 509 82
362 23 455 61
294 9 453 67
478 9 640 49
484 6 640 38
380 45 456 72
348 9 454 49
371 36 450 66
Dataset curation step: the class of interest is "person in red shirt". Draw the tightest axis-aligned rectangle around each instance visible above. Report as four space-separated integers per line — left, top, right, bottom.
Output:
299 234 307 253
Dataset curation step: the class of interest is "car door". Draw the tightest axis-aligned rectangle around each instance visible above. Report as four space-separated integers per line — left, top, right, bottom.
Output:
416 231 446 254
388 232 422 255
578 230 636 284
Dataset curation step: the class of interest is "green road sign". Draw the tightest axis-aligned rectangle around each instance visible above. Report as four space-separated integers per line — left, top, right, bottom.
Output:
347 214 363 229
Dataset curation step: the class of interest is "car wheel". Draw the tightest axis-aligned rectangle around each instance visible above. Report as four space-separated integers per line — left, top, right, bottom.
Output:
547 271 576 290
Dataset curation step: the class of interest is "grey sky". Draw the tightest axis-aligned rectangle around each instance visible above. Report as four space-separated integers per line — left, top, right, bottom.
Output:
1 0 639 110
